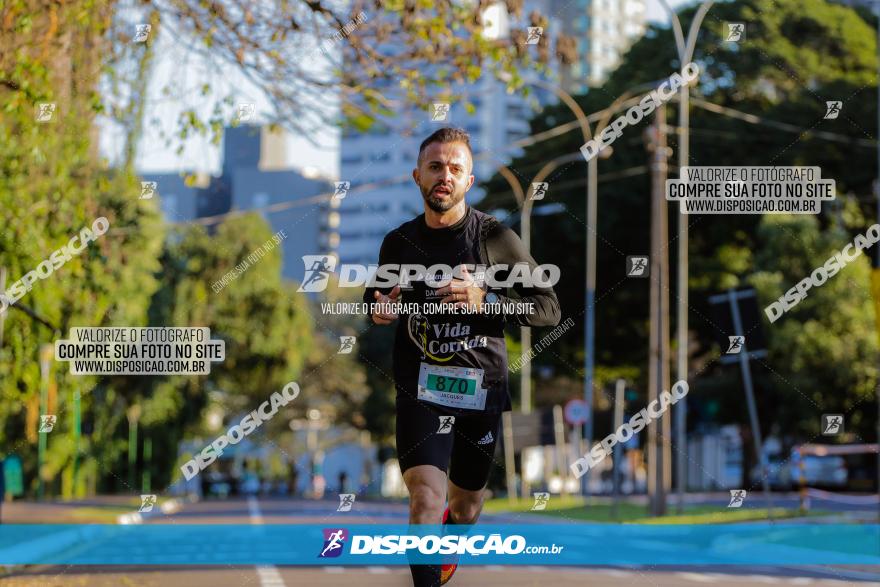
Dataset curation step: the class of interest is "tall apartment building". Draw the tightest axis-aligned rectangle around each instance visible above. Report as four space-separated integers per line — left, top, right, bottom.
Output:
335 79 554 266
336 0 647 265
551 0 647 92
336 2 562 266
141 125 337 282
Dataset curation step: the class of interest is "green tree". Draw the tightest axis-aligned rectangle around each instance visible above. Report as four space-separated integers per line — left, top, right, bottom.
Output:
122 0 577 150
479 0 878 444
1 0 579 496
750 215 878 438
0 1 166 496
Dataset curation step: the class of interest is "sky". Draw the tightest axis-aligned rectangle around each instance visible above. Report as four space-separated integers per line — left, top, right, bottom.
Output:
101 0 693 180
645 0 694 23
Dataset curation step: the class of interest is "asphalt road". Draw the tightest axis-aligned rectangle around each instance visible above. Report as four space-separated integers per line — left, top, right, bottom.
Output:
1 497 878 586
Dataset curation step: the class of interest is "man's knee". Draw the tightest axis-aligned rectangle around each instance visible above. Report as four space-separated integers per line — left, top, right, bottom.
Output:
448 499 482 525
409 483 445 522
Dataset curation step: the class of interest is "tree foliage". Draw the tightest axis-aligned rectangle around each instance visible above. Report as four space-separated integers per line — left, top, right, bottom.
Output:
136 0 577 148
480 0 878 444
1 0 165 495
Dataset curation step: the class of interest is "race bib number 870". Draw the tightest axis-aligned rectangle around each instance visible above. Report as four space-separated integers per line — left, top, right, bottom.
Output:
417 363 487 410
426 373 476 396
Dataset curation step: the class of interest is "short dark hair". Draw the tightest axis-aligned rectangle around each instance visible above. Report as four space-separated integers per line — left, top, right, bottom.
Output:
417 127 473 167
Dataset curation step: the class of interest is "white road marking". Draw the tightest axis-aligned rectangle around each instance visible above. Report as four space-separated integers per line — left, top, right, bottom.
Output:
600 569 635 578
741 575 782 584
250 499 284 587
367 567 391 574
256 566 285 586
247 496 264 525
676 572 718 583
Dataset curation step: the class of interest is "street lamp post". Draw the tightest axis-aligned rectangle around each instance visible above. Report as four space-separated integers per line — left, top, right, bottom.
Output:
496 75 594 463
521 154 583 421
582 81 684 495
547 82 655 496
496 165 534 416
500 72 697 498
526 76 662 495
589 83 678 512
524 79 596 496
659 0 715 512
530 80 599 497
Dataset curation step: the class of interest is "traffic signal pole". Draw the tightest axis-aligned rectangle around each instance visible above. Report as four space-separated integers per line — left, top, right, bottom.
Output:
725 289 772 514
646 105 671 516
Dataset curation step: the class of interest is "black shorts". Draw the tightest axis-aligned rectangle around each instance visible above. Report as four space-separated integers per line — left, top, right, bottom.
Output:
395 397 503 491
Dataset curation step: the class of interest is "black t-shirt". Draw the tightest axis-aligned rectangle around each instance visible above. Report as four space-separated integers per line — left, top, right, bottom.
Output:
363 206 561 414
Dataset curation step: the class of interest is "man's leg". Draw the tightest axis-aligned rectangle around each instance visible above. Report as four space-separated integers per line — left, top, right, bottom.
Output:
403 465 446 586
447 409 502 525
404 465 447 523
396 397 455 586
446 478 485 525
437 410 502 584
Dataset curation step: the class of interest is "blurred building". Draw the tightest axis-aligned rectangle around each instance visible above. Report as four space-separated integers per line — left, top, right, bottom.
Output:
552 0 647 92
336 75 552 265
336 2 555 266
141 125 337 282
336 0 647 265
586 0 648 87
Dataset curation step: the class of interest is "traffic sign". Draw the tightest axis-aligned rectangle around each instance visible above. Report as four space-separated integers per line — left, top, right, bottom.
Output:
564 399 589 425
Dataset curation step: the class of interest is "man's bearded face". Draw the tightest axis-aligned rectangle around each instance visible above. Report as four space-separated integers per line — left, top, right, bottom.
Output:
414 142 474 212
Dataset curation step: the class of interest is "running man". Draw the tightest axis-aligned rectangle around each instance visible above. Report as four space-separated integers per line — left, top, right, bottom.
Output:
363 127 561 586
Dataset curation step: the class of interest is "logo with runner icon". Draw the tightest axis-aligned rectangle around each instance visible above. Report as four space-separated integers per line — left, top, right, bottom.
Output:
437 416 455 434
139 494 157 513
133 24 151 43
822 414 843 435
728 489 747 508
319 528 348 558
529 182 548 201
824 101 842 120
431 103 450 122
39 415 56 433
337 336 356 354
725 22 745 43
626 256 649 278
236 103 256 123
531 492 550 511
525 27 543 45
298 255 337 292
333 181 350 200
36 103 56 123
726 336 745 354
140 181 157 200
337 494 355 512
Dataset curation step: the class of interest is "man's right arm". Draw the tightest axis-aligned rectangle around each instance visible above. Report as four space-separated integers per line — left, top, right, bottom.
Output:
363 233 394 304
363 233 401 325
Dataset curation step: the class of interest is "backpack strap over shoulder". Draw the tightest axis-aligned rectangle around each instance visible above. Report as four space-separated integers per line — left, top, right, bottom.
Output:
479 215 501 267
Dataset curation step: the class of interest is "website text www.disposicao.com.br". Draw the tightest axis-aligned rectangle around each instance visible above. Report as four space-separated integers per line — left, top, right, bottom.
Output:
318 530 564 559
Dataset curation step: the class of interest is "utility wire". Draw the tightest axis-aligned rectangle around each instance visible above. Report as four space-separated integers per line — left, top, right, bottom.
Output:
173 96 874 226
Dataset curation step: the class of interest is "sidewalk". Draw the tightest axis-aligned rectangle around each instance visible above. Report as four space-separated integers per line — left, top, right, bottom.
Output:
1 497 141 524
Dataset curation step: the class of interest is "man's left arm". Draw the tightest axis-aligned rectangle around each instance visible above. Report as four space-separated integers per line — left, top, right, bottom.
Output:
486 225 561 327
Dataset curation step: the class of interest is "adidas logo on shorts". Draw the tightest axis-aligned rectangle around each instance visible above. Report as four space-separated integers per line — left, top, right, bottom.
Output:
477 431 493 445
